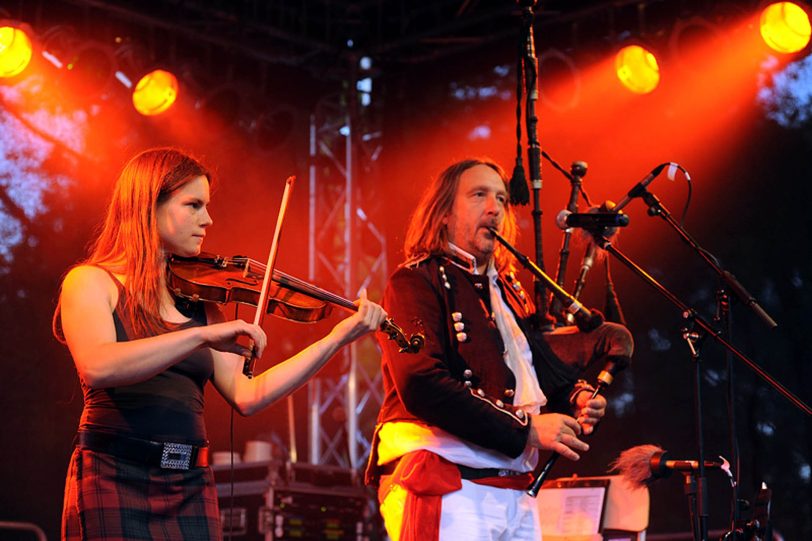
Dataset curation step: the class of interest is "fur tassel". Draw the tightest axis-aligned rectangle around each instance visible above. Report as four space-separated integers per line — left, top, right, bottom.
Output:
609 444 663 488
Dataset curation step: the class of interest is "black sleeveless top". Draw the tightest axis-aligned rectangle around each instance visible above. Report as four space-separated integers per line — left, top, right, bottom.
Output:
79 272 213 445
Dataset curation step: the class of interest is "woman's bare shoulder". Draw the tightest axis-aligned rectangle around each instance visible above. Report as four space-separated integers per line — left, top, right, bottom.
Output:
61 265 120 306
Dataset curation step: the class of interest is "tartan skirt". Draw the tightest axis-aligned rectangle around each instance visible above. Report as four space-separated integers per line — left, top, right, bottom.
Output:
62 447 222 541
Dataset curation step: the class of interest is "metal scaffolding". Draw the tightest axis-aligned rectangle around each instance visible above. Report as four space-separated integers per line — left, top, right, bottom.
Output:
305 69 387 470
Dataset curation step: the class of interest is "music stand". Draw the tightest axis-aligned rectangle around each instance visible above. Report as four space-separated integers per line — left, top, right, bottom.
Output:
537 475 649 541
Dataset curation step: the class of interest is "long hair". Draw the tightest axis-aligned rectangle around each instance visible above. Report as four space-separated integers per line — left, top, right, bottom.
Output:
403 158 517 272
53 148 212 340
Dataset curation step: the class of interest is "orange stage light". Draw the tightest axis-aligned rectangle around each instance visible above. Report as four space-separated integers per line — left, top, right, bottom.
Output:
132 69 178 116
760 2 811 53
0 25 34 78
615 44 660 94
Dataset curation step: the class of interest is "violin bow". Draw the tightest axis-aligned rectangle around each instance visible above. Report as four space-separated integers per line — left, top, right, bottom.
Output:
243 175 296 378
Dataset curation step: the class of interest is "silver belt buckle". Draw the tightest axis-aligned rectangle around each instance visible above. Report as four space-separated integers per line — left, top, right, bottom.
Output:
160 442 194 470
498 469 516 477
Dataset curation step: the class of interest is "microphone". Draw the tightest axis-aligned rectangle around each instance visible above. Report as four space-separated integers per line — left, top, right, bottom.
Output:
610 444 731 488
556 210 630 230
652 454 725 475
613 162 691 213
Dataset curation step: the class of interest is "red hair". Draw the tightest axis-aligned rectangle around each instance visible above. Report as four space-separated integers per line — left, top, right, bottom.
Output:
403 158 517 272
54 148 211 339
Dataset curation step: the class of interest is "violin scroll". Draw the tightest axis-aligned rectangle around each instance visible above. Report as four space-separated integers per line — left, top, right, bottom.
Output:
381 318 424 354
408 333 426 353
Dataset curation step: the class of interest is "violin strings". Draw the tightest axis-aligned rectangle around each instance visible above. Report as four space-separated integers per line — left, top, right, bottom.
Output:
228 257 356 310
225 257 403 335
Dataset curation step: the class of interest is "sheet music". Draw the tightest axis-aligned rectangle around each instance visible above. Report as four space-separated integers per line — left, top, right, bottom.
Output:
538 486 607 535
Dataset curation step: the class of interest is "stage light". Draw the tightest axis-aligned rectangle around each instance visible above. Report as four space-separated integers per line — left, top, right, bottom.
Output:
0 24 33 78
615 44 660 94
132 69 178 116
538 48 581 111
66 43 117 98
40 25 78 70
669 16 725 72
760 2 811 53
39 28 120 101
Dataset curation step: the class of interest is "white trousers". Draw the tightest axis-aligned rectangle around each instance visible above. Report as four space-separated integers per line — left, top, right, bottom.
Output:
379 478 542 541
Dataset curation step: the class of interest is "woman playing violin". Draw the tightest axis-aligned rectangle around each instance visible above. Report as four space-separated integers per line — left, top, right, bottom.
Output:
54 148 387 541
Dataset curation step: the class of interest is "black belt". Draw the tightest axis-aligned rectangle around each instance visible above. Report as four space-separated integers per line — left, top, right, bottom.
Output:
379 459 525 480
457 464 527 480
77 431 209 470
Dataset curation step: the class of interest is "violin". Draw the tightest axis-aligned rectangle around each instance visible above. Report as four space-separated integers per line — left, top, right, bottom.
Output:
167 253 424 354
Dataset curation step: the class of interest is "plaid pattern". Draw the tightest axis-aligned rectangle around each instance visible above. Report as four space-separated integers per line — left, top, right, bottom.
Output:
62 447 221 540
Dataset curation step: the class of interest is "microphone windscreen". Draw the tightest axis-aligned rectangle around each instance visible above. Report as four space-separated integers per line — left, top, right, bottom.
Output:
609 444 664 489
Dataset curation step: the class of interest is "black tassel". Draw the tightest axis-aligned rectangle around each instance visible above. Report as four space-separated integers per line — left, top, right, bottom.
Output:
510 156 530 206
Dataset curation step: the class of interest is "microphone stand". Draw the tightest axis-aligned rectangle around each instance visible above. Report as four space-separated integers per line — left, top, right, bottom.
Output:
680 469 701 541
589 213 811 541
716 281 743 538
626 186 784 539
623 182 777 330
681 311 707 541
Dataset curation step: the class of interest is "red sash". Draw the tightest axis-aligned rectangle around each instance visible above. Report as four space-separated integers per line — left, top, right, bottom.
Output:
380 450 535 540
381 451 461 541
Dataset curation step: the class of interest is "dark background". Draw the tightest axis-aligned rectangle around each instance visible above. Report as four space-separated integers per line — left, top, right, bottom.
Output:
1 1 810 539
